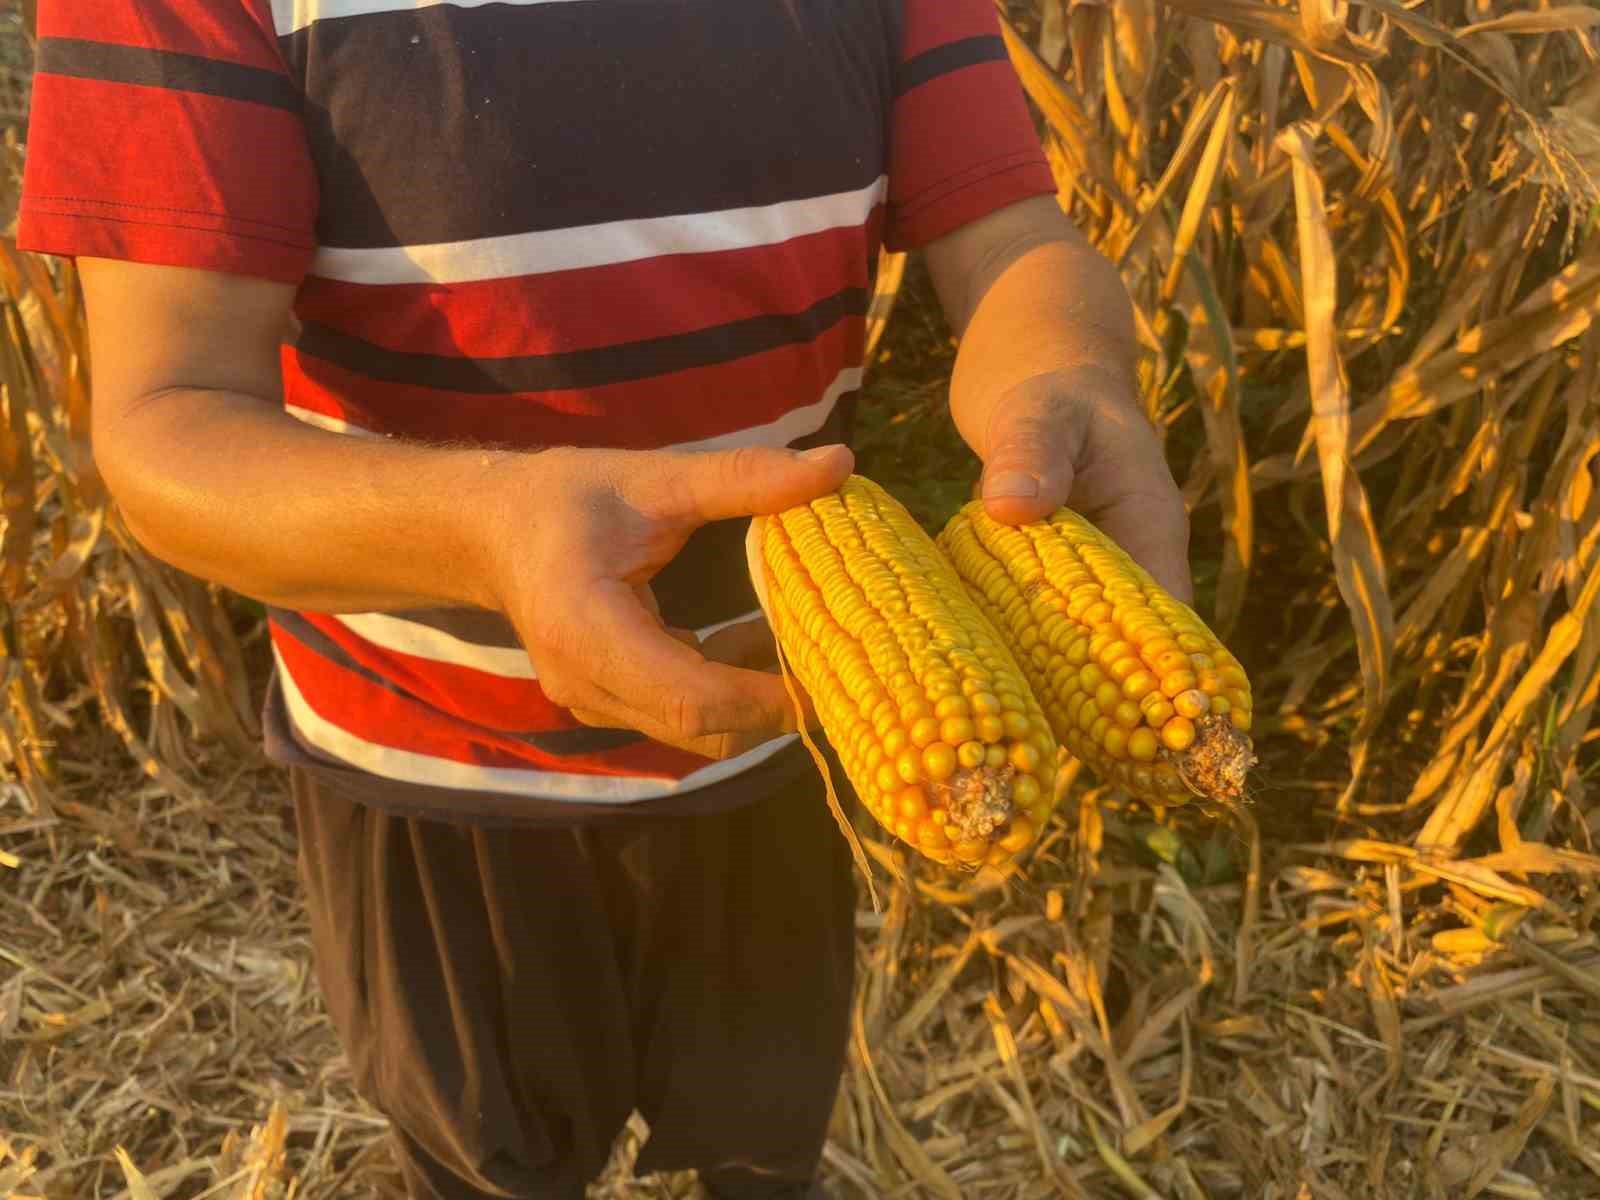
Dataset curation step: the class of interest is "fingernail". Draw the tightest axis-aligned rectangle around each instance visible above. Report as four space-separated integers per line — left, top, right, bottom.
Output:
984 470 1038 499
802 444 846 463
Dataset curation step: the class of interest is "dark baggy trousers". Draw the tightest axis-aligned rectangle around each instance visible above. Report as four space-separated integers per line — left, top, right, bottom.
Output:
290 765 857 1199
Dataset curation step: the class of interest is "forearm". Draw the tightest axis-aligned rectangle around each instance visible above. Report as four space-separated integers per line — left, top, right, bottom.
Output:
947 235 1139 454
97 390 517 614
922 198 1187 593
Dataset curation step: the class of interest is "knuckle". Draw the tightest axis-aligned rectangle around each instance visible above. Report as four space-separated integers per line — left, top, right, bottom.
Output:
520 607 563 655
720 445 766 486
995 411 1052 453
671 694 709 743
639 454 697 524
538 672 579 710
709 733 746 761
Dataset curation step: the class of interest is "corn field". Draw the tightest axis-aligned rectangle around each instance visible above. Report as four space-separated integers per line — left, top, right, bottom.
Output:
3 2 1600 1197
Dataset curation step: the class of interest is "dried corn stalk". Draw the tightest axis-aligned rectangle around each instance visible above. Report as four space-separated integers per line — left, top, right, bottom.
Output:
0 240 259 814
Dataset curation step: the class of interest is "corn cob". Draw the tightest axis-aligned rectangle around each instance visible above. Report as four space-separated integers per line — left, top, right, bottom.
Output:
746 476 1059 869
937 503 1253 811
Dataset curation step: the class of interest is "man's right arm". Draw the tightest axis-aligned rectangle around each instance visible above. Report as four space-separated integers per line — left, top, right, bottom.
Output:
81 258 852 757
84 257 523 615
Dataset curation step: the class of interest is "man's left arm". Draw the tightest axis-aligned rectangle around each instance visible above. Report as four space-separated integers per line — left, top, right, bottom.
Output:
924 195 1193 602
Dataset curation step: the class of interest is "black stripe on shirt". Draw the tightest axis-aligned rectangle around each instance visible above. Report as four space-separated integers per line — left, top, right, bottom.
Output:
895 35 1009 97
268 609 644 757
36 38 301 113
294 287 869 395
389 607 523 650
280 2 890 249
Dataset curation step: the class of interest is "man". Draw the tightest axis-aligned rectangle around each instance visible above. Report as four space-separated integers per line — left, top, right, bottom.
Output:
20 0 1190 1196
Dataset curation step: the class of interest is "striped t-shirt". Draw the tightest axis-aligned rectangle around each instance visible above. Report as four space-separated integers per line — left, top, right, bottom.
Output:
20 0 1056 822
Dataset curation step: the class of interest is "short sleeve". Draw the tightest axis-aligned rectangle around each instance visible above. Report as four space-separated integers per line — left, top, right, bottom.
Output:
884 0 1057 252
17 0 318 283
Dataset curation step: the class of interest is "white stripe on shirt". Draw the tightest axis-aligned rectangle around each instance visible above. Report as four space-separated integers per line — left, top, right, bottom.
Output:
309 178 888 286
284 404 378 436
271 0 594 37
334 611 538 678
275 647 798 800
331 607 765 679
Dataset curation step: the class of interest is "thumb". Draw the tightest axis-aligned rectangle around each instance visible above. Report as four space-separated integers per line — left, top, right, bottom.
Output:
979 381 1087 526
651 443 855 523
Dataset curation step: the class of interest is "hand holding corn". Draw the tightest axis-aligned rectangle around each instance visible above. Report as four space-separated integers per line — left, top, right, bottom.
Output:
928 198 1190 602
749 476 1253 872
962 366 1193 605
489 442 853 760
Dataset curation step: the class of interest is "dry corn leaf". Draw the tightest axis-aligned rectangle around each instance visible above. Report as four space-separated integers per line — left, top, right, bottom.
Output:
1158 0 1378 61
1459 8 1600 39
1179 255 1253 636
1278 122 1395 801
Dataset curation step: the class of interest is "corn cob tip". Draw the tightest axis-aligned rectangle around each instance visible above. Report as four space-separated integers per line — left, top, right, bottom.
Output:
939 764 1014 839
1175 713 1255 806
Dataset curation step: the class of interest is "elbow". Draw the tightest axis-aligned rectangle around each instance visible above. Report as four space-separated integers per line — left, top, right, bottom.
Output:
88 389 234 592
92 395 165 549
92 431 194 582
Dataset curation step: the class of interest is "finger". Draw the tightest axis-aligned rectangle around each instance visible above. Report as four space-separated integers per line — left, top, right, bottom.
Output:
566 706 621 729
565 698 792 761
563 610 818 750
978 377 1088 525
1073 408 1194 603
696 617 825 727
636 443 855 525
1087 488 1194 604
576 583 802 744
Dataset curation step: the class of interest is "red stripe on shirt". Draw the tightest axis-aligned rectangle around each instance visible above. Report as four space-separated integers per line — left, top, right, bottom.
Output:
272 621 713 780
283 317 861 446
887 64 1055 247
298 612 569 734
38 0 285 72
20 76 316 267
18 205 313 282
900 0 1006 59
296 215 881 359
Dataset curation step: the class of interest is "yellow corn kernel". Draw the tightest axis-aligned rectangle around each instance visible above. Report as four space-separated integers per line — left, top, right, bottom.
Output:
897 785 929 822
749 476 1059 869
1161 716 1196 752
939 502 1254 811
1128 727 1159 762
923 741 957 781
1113 700 1143 729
